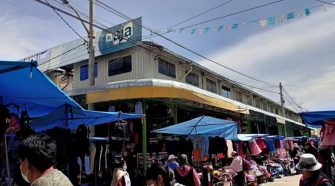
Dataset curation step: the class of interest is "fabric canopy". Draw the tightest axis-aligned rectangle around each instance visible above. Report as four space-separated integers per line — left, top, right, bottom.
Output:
300 110 335 127
0 61 143 131
31 105 142 132
151 116 238 140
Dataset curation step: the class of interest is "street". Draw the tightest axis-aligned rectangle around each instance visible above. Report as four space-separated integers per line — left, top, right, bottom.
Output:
263 174 301 186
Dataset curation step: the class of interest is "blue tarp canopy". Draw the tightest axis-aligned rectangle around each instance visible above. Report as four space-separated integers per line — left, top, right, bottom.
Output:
151 116 238 140
31 105 142 132
0 61 143 131
300 110 335 127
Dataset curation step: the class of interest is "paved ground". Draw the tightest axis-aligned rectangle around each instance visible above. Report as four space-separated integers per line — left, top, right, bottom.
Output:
263 174 301 186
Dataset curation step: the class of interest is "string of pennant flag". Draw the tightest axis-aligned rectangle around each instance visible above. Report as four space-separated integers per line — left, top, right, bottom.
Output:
149 4 331 36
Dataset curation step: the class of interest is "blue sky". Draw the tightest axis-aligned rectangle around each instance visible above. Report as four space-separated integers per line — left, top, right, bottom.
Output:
1 0 335 111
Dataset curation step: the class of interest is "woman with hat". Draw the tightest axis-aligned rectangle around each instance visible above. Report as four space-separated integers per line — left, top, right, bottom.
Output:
297 153 333 186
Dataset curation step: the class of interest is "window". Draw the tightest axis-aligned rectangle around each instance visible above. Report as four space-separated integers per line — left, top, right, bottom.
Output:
186 73 199 87
206 79 217 93
108 55 132 76
80 63 97 81
221 86 231 98
158 59 176 78
235 91 243 102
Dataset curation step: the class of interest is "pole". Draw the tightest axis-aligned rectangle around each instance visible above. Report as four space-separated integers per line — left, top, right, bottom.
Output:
279 82 287 137
142 100 147 174
88 0 95 87
4 134 13 185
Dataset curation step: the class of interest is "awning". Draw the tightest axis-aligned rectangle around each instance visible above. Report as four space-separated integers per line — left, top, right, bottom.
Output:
300 110 335 127
0 61 143 131
151 115 238 140
86 80 239 112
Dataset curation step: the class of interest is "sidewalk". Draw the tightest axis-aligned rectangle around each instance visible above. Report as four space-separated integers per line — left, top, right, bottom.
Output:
263 174 300 186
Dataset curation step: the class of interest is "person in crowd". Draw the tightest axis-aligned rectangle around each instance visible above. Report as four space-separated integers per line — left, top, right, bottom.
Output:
166 154 179 170
111 157 131 186
318 148 334 180
305 142 318 159
291 143 303 174
297 153 334 186
228 151 244 186
17 133 73 186
146 162 174 186
174 154 201 186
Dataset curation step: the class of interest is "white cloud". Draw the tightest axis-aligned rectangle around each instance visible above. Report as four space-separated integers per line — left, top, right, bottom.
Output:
0 11 78 60
199 8 335 111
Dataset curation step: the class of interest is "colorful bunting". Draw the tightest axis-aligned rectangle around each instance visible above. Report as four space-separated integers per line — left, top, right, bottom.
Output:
153 4 331 35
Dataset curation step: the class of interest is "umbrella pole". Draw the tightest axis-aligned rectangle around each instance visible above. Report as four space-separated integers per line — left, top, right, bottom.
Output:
3 134 12 185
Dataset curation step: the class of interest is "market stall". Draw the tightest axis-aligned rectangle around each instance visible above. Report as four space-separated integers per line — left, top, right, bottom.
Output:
0 61 143 185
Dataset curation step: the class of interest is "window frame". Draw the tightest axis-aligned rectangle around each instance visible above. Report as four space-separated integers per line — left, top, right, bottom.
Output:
108 55 132 76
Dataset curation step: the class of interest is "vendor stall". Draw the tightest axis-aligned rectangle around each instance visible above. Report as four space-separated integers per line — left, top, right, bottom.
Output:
0 61 143 185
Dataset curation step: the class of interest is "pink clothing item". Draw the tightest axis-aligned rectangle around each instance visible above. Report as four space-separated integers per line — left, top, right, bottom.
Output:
321 121 335 146
237 142 245 158
249 139 262 155
256 139 266 149
229 156 243 174
176 165 201 186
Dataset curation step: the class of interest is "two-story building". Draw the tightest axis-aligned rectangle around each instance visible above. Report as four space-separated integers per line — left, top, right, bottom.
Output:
32 18 309 140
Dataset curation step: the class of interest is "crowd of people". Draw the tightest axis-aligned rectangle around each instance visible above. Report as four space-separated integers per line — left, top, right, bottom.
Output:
2 130 335 186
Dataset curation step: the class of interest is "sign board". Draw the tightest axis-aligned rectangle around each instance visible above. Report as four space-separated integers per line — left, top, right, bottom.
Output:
38 17 142 72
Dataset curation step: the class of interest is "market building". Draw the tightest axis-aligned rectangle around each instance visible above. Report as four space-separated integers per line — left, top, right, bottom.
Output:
27 18 310 138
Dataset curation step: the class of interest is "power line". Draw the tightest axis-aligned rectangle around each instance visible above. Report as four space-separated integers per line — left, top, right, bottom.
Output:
94 0 277 87
45 0 87 42
38 43 86 67
177 0 285 30
313 0 335 5
167 0 234 29
33 0 278 92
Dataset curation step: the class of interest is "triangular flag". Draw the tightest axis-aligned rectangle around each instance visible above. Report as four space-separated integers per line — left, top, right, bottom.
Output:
232 23 239 29
287 12 294 20
259 19 267 27
204 27 210 33
218 26 224 31
305 8 311 16
322 4 328 13
268 17 276 25
198 28 203 34
298 11 303 17
278 15 286 23
191 28 196 34
178 28 185 33
225 25 231 31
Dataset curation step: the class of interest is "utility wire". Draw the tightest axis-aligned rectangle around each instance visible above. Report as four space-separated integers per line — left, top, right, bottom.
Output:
313 0 335 5
38 43 85 67
167 0 234 29
45 0 87 43
179 0 285 30
94 0 277 87
34 0 278 92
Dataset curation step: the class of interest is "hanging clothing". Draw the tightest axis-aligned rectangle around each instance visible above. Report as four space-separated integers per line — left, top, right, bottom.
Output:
267 139 275 152
226 140 234 158
249 139 262 155
320 121 335 146
201 136 209 158
256 138 267 149
135 101 143 114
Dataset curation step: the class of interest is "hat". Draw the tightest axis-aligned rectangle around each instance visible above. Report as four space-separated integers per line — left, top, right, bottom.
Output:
296 153 322 171
293 143 299 148
231 151 238 157
178 154 188 165
168 154 177 161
